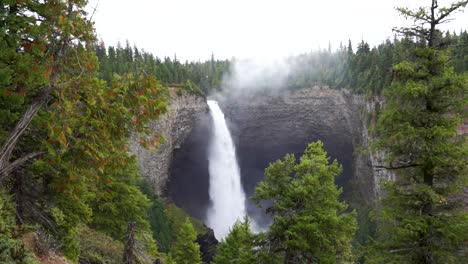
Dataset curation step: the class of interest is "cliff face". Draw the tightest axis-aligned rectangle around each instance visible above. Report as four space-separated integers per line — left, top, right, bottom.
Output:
168 87 383 228
217 87 376 206
358 98 396 198
135 87 390 225
130 90 208 196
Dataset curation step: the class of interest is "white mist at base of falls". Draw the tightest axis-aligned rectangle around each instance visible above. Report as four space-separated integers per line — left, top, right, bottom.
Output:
206 100 248 240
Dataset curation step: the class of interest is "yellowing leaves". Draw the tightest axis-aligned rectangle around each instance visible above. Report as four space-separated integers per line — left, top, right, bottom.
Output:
43 67 52 80
57 130 68 148
87 97 96 106
58 15 65 25
88 60 96 71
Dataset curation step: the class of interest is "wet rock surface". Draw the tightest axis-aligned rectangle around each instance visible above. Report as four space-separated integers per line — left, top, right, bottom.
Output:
196 227 218 264
218 88 375 225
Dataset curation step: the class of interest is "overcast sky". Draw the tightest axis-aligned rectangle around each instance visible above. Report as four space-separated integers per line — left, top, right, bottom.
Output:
86 0 468 61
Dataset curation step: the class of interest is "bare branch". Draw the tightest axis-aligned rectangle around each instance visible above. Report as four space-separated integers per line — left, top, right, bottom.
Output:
435 1 468 23
0 86 54 170
89 0 100 21
0 151 46 179
373 163 421 171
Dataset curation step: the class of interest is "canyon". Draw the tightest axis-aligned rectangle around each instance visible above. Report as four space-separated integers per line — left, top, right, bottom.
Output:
132 87 392 232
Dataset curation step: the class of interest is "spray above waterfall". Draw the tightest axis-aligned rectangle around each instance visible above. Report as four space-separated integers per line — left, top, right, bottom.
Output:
206 100 247 240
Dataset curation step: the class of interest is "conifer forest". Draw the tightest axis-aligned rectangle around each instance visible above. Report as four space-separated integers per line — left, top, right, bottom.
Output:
0 1 467 263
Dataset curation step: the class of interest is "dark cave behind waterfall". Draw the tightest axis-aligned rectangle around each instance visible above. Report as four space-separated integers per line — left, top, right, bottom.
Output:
168 91 362 230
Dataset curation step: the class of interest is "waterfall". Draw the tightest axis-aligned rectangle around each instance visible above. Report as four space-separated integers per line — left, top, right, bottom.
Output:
206 100 247 240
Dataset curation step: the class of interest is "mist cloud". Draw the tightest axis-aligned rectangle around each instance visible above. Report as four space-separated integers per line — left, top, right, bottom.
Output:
222 57 292 93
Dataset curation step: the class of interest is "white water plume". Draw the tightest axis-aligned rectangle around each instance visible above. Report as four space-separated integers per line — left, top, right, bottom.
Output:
206 100 247 240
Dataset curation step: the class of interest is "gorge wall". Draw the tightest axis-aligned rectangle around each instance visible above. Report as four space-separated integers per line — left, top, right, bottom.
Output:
130 90 209 196
219 88 376 226
168 87 383 228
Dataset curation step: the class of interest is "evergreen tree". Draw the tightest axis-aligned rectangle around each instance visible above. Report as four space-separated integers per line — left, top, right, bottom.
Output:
0 1 167 261
370 1 468 263
452 30 468 72
140 183 172 253
212 216 256 264
172 218 202 264
0 190 39 264
253 141 357 263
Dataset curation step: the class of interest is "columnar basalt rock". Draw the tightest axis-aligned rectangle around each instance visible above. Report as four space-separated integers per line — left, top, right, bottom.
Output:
130 90 208 196
136 86 394 218
216 87 377 206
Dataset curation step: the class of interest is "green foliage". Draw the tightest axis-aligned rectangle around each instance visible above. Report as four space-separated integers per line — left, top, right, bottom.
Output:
0 190 39 264
176 88 183 96
39 64 166 262
163 253 177 264
139 183 172 253
253 141 357 263
93 30 468 97
90 162 151 240
1 1 168 261
184 80 205 96
172 218 202 264
95 42 229 94
370 47 468 263
165 203 207 239
284 30 468 95
78 226 124 264
370 3 468 262
452 30 468 73
212 216 256 264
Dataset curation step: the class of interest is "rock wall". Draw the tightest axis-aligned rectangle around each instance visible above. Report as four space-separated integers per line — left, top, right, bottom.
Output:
134 86 392 216
357 97 396 199
130 90 208 196
216 87 377 206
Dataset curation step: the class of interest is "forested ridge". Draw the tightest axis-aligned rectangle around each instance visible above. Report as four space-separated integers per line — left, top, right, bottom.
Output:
1 0 467 264
91 31 468 96
94 41 229 95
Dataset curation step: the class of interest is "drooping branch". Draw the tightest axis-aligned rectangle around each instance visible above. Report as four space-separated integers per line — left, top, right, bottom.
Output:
0 151 46 180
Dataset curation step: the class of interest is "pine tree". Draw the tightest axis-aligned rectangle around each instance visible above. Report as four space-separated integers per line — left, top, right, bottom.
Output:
370 1 468 263
253 141 357 263
212 216 256 264
172 218 202 264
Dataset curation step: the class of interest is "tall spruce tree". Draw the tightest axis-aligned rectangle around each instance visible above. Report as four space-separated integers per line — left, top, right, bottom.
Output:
253 141 357 264
370 1 468 263
172 218 202 264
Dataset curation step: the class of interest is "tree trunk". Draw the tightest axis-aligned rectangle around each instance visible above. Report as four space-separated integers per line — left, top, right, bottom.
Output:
284 250 295 264
123 222 137 264
428 0 437 48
